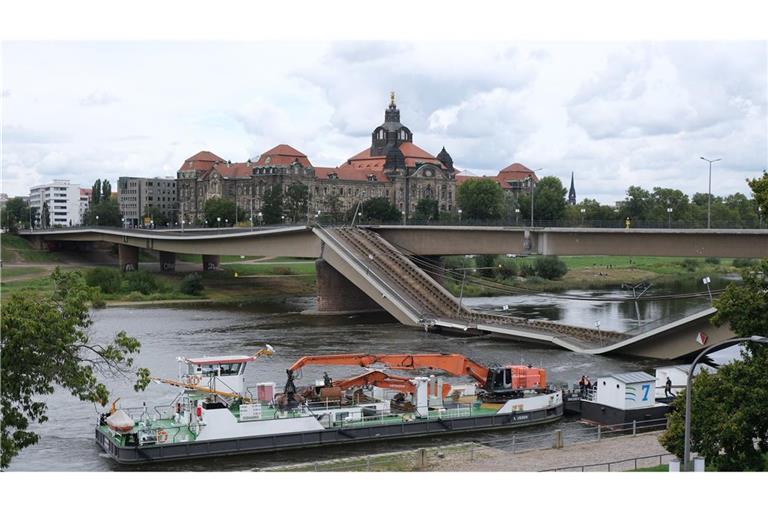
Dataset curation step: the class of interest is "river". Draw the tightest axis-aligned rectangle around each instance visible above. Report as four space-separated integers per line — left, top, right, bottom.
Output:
8 279 738 471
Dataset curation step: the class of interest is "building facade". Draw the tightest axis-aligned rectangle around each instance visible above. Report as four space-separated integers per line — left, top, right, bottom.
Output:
29 180 82 227
177 95 459 224
118 176 178 226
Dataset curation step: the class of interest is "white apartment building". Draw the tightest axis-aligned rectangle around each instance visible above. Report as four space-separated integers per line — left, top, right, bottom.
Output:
29 180 82 227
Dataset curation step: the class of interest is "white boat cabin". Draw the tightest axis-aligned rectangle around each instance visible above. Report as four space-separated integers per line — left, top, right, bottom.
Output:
180 355 257 397
654 364 717 398
590 372 657 410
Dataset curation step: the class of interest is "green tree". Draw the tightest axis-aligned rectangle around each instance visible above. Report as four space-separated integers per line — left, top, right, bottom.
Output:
284 183 309 223
0 268 149 468
517 177 567 226
88 198 121 226
261 185 284 225
144 205 169 227
42 202 51 228
534 255 568 280
357 197 401 223
414 198 439 223
660 259 768 470
102 180 112 201
203 197 238 227
92 179 102 206
323 193 344 224
621 186 653 222
85 267 123 294
1 197 30 232
748 171 768 212
457 179 504 221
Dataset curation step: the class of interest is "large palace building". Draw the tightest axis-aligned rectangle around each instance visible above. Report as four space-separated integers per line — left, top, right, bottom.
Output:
177 94 537 224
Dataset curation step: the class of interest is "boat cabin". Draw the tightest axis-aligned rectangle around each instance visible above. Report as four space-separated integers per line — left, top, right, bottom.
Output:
592 372 656 410
654 364 717 399
180 355 257 397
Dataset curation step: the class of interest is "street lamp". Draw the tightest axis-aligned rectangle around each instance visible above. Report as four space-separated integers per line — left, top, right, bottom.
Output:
95 215 99 225
580 208 586 226
700 156 721 229
667 207 673 229
217 216 221 229
257 211 263 225
458 208 462 225
758 206 763 229
683 336 768 471
281 215 285 224
527 169 542 228
514 208 520 226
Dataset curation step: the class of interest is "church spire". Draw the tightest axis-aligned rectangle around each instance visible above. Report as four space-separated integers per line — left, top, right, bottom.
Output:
390 90 396 107
568 172 576 205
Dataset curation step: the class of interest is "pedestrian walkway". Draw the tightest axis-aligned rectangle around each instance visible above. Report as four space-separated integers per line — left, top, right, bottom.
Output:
432 432 670 472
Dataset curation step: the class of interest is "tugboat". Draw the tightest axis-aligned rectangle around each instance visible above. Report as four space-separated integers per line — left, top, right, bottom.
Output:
95 348 563 464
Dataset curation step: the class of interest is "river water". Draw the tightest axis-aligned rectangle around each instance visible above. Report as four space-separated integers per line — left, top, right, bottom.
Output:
9 279 737 471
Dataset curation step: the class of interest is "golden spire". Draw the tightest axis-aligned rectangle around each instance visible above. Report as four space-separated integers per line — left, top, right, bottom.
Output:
390 90 396 107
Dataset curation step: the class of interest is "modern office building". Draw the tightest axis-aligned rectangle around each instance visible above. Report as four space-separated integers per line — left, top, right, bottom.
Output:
29 180 82 227
117 176 178 226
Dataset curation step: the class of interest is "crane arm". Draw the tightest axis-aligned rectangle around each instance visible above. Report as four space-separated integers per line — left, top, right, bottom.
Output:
287 353 491 387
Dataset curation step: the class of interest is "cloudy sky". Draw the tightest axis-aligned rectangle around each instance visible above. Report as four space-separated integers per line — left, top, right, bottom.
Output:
2 41 766 203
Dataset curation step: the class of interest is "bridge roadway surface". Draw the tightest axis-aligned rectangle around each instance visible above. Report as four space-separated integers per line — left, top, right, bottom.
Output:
22 224 761 359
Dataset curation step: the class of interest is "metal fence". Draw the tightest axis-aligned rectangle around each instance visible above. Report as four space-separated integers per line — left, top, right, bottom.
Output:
541 453 674 472
259 417 668 472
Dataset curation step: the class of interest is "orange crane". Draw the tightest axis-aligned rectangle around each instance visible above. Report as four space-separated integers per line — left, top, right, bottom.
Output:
286 353 547 395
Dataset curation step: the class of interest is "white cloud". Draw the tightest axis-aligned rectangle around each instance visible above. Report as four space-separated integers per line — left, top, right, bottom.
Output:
0 41 765 205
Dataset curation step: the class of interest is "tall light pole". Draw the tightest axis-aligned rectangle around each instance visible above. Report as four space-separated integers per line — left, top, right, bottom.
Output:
527 168 542 228
667 207 673 229
684 336 768 471
700 156 721 229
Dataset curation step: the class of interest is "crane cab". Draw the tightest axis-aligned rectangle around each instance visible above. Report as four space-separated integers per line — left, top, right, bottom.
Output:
486 365 547 395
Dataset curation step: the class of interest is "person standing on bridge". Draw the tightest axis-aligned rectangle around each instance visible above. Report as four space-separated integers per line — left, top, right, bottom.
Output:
665 376 675 398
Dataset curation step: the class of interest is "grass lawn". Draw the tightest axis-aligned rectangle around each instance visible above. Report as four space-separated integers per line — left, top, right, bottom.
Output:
224 262 317 276
630 464 669 472
1 234 62 263
0 266 49 280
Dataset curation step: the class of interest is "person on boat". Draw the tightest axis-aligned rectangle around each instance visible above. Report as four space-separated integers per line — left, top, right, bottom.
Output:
665 377 675 398
584 376 592 397
578 376 586 397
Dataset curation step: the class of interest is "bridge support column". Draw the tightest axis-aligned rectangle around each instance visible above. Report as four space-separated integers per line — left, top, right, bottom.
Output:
118 244 139 272
315 259 383 314
202 255 220 272
159 251 176 273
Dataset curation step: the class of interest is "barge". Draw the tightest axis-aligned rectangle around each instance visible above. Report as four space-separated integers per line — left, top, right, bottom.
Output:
96 349 563 464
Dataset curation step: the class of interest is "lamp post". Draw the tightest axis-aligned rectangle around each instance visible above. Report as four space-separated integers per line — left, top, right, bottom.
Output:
527 169 542 228
667 207 673 229
95 215 99 226
683 336 768 471
257 211 263 226
217 216 221 229
514 208 520 226
580 208 586 226
700 156 721 229
458 208 462 225
281 215 285 224
758 206 763 229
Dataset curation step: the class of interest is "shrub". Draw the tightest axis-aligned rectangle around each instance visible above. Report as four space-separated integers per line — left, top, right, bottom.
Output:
681 258 700 272
124 270 159 295
85 267 123 294
180 273 204 295
474 255 496 278
442 255 468 270
518 261 535 278
704 257 721 265
733 258 756 268
534 256 568 280
495 256 518 279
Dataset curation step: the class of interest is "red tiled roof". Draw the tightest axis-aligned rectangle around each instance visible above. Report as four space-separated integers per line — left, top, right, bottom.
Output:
331 142 446 181
254 144 312 168
179 150 225 172
455 163 538 189
212 162 253 178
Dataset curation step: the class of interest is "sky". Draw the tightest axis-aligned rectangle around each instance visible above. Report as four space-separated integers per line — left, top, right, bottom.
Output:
2 40 766 204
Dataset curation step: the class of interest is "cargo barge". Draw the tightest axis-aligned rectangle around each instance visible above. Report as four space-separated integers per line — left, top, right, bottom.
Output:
96 349 563 464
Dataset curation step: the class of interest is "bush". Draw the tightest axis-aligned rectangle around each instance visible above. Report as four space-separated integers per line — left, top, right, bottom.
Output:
733 258 756 268
124 270 159 295
180 273 204 295
442 255 468 270
681 258 700 272
534 256 568 280
495 256 518 279
474 255 497 278
124 291 145 301
704 257 721 265
85 267 123 294
518 261 535 278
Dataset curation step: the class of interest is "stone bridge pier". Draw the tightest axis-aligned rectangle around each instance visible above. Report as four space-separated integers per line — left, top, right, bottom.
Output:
118 244 139 272
202 255 220 271
315 259 384 314
159 251 176 273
